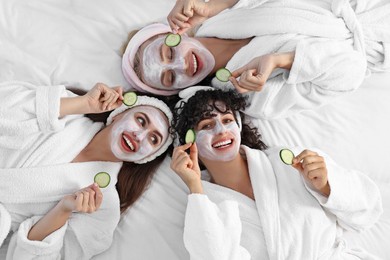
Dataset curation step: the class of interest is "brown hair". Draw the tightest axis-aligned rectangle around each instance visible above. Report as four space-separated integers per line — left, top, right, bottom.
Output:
67 87 177 213
116 154 166 213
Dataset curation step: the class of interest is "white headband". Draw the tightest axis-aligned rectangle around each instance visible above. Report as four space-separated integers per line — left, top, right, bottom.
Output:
107 95 173 164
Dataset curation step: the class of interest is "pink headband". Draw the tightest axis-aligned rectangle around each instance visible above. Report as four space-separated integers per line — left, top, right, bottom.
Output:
122 23 180 96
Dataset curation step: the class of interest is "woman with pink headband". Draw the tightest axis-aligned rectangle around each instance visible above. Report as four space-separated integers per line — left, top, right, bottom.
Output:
0 81 173 259
121 0 376 119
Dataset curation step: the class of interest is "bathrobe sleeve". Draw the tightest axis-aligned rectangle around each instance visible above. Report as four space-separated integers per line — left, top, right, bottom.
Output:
0 81 69 138
244 39 367 119
183 194 251 260
6 189 120 260
302 151 383 232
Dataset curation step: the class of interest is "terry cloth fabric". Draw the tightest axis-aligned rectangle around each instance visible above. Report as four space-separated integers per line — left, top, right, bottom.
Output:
0 161 122 260
197 0 390 72
183 146 383 259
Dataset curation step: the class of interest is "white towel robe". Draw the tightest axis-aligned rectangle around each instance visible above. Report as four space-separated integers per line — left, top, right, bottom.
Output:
195 0 390 119
0 81 122 260
183 146 383 260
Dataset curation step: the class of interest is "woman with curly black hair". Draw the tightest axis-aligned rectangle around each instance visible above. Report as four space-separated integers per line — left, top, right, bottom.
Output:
170 87 382 260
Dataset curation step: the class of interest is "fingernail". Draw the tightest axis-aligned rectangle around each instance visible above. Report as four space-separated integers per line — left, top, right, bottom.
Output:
93 183 98 187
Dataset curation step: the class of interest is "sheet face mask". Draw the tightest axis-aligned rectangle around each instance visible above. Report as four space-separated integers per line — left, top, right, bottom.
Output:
142 35 215 90
196 114 241 162
110 106 168 162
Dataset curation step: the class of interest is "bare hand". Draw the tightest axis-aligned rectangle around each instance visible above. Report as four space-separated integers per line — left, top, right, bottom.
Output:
60 183 103 213
292 150 330 196
167 0 209 34
167 0 238 34
84 83 123 113
229 54 276 93
170 143 203 193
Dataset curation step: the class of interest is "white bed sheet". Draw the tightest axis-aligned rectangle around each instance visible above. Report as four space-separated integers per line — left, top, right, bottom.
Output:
0 0 389 259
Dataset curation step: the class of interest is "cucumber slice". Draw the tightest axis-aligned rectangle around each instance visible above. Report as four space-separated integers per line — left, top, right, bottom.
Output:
123 92 138 106
94 172 111 188
216 68 232 82
185 129 196 144
279 149 295 165
165 34 181 47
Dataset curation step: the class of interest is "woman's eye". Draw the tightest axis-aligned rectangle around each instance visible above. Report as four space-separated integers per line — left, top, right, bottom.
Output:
168 70 175 85
137 117 145 127
150 134 158 145
168 48 173 60
223 119 233 124
201 124 212 130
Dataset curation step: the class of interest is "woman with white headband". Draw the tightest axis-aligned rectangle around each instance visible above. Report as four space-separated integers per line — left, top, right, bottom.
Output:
170 87 382 259
121 0 390 119
0 81 173 259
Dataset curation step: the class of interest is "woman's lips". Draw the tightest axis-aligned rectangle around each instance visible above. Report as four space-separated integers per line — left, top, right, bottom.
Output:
212 138 234 150
121 133 137 153
193 52 203 76
187 51 203 77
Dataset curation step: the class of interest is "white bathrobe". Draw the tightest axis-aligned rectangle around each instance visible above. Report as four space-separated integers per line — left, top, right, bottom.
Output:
183 146 383 260
195 0 390 119
0 81 122 260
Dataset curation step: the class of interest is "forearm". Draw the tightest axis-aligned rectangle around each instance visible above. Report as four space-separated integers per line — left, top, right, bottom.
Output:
208 0 239 16
27 201 72 241
188 181 204 194
60 96 89 117
274 51 295 70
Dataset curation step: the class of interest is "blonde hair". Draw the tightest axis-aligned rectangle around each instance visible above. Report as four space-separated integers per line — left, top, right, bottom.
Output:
121 30 139 55
120 28 167 83
121 29 143 80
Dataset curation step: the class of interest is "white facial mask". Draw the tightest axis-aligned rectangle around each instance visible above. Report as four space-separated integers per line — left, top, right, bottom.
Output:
196 114 241 162
142 35 215 90
110 106 169 162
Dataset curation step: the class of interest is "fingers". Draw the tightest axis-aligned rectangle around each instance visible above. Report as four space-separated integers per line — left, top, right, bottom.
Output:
230 64 248 79
189 143 198 166
73 184 103 214
183 1 194 17
171 18 191 33
229 77 250 93
172 143 192 163
92 183 103 210
230 70 265 93
292 149 327 180
100 88 121 111
170 147 193 172
293 150 319 164
113 86 124 101
167 1 192 33
172 143 192 159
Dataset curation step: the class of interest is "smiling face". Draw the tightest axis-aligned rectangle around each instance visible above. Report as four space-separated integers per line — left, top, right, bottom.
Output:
139 34 215 90
195 103 241 162
110 105 169 162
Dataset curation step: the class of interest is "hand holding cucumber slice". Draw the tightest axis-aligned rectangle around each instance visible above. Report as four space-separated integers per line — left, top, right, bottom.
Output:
165 33 181 47
279 149 295 165
185 129 196 144
123 92 138 106
216 68 232 82
94 172 111 188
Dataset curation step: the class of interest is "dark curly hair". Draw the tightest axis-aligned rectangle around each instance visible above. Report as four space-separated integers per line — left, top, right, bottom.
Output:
171 89 267 151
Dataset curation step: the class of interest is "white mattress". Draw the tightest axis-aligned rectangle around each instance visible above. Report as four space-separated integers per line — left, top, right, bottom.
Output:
0 0 389 259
